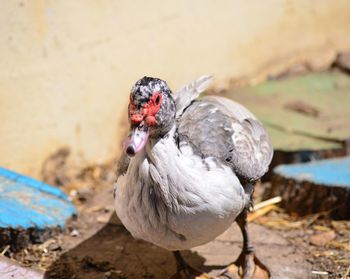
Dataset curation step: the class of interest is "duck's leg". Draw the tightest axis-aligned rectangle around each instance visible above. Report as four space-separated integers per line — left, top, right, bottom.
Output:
233 210 271 278
219 209 271 279
171 251 206 279
218 181 271 279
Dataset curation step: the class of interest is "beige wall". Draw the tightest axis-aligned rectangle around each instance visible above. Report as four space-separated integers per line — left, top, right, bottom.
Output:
1 0 350 178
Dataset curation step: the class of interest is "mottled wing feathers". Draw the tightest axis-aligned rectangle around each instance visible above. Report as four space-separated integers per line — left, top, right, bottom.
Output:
174 75 213 118
229 118 273 180
178 101 234 161
178 97 273 181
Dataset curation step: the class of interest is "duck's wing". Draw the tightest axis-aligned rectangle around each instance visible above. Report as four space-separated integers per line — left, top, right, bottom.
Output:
177 96 273 182
174 75 213 118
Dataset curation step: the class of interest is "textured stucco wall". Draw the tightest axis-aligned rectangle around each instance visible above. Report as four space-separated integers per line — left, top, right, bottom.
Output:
1 0 350 178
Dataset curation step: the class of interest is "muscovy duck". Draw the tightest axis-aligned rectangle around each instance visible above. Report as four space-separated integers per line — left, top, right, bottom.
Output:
114 76 273 278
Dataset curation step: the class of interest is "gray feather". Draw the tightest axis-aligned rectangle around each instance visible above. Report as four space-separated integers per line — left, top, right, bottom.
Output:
178 98 273 181
175 75 213 118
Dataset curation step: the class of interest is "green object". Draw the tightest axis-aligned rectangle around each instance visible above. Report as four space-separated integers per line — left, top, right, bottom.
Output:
221 71 350 151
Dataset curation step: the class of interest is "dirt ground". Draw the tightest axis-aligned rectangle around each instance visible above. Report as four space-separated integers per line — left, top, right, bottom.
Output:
2 160 349 279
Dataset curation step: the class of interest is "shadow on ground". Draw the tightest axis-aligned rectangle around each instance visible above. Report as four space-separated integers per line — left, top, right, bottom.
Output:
44 221 208 279
43 187 311 279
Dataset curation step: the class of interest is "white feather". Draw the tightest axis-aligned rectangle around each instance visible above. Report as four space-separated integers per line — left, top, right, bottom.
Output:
204 95 257 121
175 75 213 118
114 127 247 251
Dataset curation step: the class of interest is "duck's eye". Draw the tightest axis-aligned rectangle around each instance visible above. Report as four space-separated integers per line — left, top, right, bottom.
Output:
155 95 160 105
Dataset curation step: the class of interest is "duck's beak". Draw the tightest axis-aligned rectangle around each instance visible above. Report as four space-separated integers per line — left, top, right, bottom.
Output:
124 121 149 157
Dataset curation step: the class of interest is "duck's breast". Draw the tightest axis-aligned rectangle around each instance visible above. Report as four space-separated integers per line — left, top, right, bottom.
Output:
114 137 247 250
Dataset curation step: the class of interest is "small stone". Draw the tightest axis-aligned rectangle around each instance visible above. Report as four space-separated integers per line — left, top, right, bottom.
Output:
310 230 336 246
70 229 79 237
104 271 113 278
97 215 110 224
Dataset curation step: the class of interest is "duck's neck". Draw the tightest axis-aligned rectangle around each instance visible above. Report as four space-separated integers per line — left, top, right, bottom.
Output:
141 125 179 208
145 125 178 163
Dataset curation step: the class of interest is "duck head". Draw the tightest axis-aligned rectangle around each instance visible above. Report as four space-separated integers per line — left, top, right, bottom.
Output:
124 76 176 156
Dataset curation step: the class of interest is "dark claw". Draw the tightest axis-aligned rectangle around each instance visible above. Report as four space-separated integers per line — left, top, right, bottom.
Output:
234 250 271 279
218 207 272 279
171 251 208 279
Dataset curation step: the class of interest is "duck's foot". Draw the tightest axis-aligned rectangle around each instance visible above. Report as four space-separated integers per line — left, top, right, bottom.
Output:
171 251 210 279
217 209 271 279
217 249 271 279
236 248 270 279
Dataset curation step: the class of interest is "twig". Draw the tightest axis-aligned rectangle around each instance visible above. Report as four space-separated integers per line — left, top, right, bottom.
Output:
248 205 277 222
304 207 339 227
247 196 282 222
342 265 350 279
311 270 328 275
1 245 10 256
253 196 282 211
